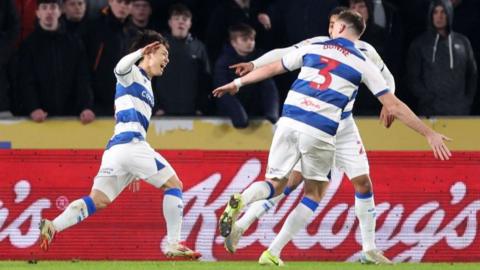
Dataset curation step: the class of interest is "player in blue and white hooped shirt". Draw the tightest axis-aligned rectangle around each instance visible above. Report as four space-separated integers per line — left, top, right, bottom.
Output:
213 10 451 266
39 30 200 259
224 7 395 264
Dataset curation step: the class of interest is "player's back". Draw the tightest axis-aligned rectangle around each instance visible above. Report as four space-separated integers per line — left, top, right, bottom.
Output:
280 37 389 144
106 65 155 150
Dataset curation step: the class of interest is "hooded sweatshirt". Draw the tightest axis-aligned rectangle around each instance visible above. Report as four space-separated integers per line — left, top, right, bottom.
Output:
407 0 477 116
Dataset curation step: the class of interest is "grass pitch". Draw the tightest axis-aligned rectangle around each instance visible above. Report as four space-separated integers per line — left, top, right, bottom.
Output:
0 261 478 270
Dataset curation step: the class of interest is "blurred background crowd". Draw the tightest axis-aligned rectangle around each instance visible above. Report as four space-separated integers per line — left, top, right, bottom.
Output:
0 0 478 128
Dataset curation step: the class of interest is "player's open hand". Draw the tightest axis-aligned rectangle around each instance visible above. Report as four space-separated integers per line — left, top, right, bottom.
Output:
379 106 395 128
212 82 239 98
229 62 254 76
142 41 161 56
426 132 452 160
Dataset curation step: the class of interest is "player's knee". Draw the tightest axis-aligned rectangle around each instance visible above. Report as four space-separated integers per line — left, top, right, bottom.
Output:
162 175 183 190
352 174 373 194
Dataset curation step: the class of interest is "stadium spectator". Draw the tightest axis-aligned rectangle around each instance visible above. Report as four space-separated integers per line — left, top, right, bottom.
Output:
214 23 279 128
17 0 94 123
128 0 154 31
62 0 88 35
154 4 211 116
206 0 273 64
407 0 477 116
0 0 20 117
83 0 136 116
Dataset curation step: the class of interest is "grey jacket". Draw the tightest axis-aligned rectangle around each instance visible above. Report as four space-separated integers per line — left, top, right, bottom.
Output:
407 0 477 115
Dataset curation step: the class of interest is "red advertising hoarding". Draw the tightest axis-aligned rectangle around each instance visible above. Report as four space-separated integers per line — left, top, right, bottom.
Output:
0 150 479 262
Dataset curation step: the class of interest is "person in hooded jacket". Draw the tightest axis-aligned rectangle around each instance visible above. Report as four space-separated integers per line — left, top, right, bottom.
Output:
407 0 477 116
154 4 211 116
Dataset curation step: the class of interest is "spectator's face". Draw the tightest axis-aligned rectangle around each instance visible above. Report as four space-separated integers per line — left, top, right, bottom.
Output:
328 15 339 38
231 34 255 56
131 1 151 23
169 14 192 39
433 6 448 30
109 0 130 20
147 44 170 76
36 3 62 31
63 0 86 22
350 2 369 22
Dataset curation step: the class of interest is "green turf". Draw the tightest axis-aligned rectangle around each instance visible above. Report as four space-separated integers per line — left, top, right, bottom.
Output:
0 261 478 270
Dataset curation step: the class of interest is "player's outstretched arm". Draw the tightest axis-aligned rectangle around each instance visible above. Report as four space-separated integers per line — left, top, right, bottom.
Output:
213 60 287 97
230 47 296 76
378 92 452 160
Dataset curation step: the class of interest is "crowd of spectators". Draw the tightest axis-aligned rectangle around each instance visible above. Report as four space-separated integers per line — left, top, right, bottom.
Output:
0 0 478 127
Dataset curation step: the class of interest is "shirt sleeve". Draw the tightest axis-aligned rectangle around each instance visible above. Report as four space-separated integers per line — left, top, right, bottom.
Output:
362 42 396 93
281 46 309 71
361 57 390 97
114 49 143 86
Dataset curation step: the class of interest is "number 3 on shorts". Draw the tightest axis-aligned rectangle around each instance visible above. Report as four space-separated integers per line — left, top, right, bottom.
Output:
309 56 340 91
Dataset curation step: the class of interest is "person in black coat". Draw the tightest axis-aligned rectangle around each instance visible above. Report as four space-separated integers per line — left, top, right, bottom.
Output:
206 0 272 64
154 4 211 116
18 0 94 123
128 0 156 32
214 23 279 128
82 0 136 116
407 0 477 116
61 0 88 35
0 0 20 115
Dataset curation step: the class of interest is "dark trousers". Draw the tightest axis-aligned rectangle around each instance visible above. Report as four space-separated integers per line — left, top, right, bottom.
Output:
217 80 279 128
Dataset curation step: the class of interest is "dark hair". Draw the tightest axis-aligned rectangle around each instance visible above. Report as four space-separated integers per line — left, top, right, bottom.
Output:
337 10 366 36
329 6 349 18
228 23 256 41
129 30 169 53
169 3 192 19
349 0 374 23
37 0 62 7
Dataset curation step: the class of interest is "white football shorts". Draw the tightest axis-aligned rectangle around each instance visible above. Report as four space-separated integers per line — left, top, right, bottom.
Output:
266 124 335 182
293 116 369 180
92 140 176 201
